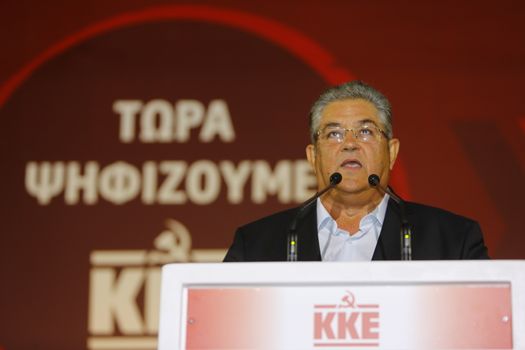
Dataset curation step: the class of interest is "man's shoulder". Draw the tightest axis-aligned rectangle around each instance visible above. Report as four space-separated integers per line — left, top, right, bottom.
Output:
225 206 312 262
399 200 488 259
403 201 484 242
405 201 478 225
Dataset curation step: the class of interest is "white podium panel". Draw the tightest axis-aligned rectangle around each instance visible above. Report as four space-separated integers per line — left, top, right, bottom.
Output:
158 261 525 349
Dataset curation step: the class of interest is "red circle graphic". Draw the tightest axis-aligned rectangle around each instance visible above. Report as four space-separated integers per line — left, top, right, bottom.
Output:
0 4 410 197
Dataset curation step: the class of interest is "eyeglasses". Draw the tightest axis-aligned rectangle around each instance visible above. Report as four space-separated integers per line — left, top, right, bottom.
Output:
316 123 387 144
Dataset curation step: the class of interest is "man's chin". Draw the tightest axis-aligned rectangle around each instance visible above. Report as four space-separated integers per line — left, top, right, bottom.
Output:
334 182 370 195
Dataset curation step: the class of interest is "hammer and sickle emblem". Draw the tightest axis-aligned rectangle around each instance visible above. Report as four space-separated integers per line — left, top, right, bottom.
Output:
339 290 356 308
148 219 192 264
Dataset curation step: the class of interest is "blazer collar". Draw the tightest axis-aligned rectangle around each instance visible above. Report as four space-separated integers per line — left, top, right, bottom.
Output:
372 198 402 260
296 203 322 261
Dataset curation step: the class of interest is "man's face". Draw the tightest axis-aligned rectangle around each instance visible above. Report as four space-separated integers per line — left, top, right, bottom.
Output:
306 98 400 195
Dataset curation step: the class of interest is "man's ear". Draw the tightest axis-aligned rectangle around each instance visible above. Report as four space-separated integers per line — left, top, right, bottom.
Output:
306 144 316 173
388 138 400 170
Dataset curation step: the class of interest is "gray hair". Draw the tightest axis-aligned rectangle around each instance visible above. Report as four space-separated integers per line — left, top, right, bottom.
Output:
309 80 393 143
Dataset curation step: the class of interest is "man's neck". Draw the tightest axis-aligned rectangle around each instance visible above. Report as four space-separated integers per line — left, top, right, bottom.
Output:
320 191 384 234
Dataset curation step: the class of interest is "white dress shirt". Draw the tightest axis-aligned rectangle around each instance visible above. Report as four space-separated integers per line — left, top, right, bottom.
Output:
317 194 390 261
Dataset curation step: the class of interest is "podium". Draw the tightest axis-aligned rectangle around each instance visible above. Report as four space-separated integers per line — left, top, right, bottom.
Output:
158 261 524 349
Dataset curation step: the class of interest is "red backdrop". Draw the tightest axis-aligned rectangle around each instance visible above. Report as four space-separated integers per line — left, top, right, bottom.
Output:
1 1 524 350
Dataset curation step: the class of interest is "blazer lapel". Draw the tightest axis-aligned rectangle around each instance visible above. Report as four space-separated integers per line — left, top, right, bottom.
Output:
297 204 322 261
373 198 402 261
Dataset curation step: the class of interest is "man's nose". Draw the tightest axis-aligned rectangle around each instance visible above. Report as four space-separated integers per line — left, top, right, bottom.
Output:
342 130 359 151
343 129 359 144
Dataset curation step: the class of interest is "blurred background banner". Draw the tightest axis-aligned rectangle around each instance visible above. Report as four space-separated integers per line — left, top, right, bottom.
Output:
0 1 524 349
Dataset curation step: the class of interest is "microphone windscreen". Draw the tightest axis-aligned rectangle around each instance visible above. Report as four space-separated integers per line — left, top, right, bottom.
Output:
368 174 380 186
329 172 342 185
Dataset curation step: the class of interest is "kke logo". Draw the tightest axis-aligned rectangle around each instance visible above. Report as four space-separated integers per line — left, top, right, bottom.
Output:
87 219 226 350
313 291 380 348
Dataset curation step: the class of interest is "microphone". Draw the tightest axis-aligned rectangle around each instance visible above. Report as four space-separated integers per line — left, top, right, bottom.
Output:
287 172 342 261
368 174 405 208
368 174 412 261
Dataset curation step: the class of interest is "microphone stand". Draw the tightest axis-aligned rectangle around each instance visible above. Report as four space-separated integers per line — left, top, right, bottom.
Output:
287 173 342 261
368 175 412 261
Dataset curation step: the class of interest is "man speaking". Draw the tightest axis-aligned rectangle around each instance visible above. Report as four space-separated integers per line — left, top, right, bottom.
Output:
224 81 489 261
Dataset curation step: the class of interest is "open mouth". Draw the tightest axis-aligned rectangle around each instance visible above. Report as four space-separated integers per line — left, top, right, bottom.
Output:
340 159 362 169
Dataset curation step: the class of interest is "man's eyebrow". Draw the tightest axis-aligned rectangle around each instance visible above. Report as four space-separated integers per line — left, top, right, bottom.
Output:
356 119 379 126
321 119 379 128
322 122 342 128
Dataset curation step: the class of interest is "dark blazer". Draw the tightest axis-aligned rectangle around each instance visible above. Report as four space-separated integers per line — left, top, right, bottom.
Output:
223 198 489 261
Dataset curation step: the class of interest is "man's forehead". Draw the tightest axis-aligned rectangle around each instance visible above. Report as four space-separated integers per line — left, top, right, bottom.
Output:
321 99 381 124
323 119 379 128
